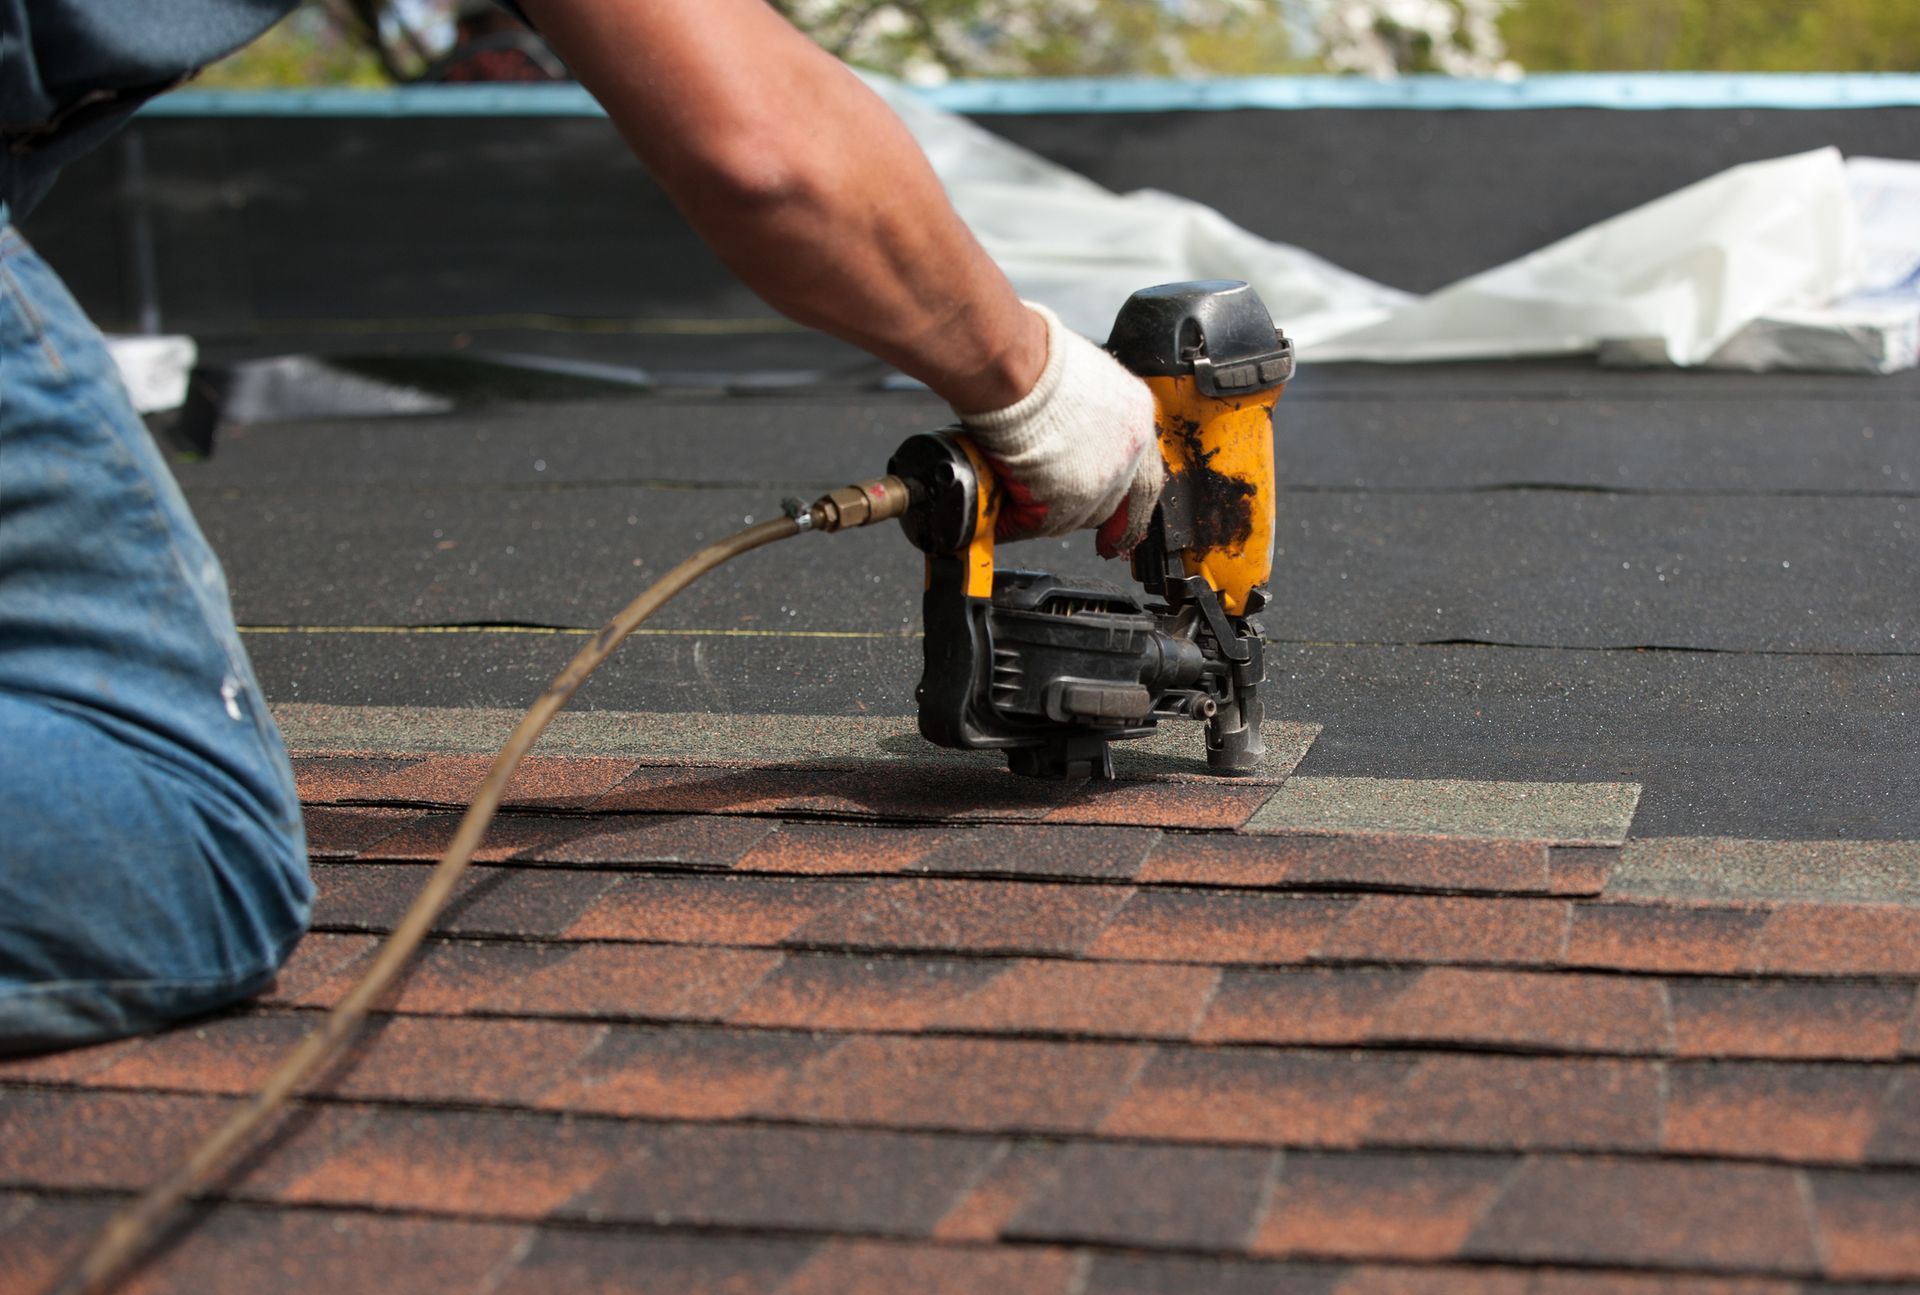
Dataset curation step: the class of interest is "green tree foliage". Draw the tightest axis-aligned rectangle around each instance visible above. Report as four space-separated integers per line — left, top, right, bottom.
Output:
1501 0 1920 72
770 0 1305 81
200 0 1920 86
195 4 389 88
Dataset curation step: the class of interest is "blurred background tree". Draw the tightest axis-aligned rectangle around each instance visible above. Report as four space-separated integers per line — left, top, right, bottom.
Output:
1501 0 1920 72
197 0 1920 87
765 0 1306 81
198 0 425 86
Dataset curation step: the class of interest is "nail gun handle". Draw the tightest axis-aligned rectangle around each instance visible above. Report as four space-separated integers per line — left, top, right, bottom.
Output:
1105 280 1290 618
1137 375 1280 617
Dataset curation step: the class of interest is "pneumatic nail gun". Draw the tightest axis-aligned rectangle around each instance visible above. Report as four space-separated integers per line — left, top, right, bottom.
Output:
886 280 1291 781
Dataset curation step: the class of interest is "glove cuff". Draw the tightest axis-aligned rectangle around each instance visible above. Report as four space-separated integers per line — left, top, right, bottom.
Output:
956 302 1070 452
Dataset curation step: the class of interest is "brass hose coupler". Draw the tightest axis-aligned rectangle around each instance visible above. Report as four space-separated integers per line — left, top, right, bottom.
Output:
794 475 913 533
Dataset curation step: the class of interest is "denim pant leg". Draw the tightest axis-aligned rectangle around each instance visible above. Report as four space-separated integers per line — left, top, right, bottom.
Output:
0 221 311 1054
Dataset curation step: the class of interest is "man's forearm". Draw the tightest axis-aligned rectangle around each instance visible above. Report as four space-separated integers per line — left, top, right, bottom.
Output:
518 0 1045 412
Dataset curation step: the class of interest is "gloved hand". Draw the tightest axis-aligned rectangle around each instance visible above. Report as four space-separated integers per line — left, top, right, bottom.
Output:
959 302 1163 558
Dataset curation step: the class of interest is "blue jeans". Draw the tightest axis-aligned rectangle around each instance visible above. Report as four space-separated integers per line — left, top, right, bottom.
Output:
0 219 310 1054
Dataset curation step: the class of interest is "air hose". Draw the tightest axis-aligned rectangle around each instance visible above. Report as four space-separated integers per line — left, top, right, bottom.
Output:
58 474 914 1295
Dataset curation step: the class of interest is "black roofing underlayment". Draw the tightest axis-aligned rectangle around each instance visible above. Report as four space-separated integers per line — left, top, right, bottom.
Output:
189 362 1920 842
188 401 1916 655
28 106 1920 330
24 106 1920 841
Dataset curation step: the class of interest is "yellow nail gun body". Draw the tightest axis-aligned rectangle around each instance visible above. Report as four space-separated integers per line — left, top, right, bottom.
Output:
888 281 1291 780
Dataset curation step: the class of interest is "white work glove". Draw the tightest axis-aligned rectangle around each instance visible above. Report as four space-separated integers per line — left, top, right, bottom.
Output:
959 302 1163 558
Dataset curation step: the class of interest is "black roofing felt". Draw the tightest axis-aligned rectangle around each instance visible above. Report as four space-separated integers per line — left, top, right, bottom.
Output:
177 358 1920 842
184 387 1920 496
29 105 1920 329
184 383 1919 654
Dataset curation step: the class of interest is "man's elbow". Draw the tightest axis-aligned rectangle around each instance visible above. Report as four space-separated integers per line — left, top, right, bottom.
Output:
666 130 825 218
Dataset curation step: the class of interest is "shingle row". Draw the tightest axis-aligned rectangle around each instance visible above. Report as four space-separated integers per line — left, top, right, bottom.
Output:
229 936 1920 1059
3 1093 1914 1279
307 804 1582 893
4 1195 1854 1295
7 1016 1917 1165
306 864 1920 976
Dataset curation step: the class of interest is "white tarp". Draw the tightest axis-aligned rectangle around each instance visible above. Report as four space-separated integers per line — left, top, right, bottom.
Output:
868 72 1920 373
105 334 197 413
863 74 1413 348
1313 147 1856 364
1600 154 1920 373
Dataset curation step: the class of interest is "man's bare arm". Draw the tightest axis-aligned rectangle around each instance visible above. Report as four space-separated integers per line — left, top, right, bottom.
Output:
516 0 1044 413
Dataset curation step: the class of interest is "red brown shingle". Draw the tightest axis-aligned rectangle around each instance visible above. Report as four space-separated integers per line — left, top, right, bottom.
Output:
351 753 638 809
1101 1050 1415 1147
1811 1170 1920 1278
1367 1056 1664 1152
909 823 1161 880
787 878 1131 955
1365 968 1673 1053
1152 833 1556 894
1668 981 1914 1060
353 811 577 862
1750 905 1920 976
1318 896 1571 965
533 1027 834 1119
291 755 425 804
1250 1151 1514 1260
1089 891 1351 964
1664 1063 1888 1163
527 814 776 867
1462 1157 1820 1273
22 742 1916 1291
732 822 943 874
1564 902 1770 974
492 1228 811 1295
1196 968 1419 1046
776 1239 1081 1295
1002 1143 1278 1250
300 804 422 858
1042 778 1277 829
761 1036 1153 1133
275 1106 627 1216
926 960 1220 1039
727 952 998 1031
573 1123 997 1234
565 875 855 944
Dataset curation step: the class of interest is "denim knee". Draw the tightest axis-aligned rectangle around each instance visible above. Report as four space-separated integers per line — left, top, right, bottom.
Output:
0 696 312 1055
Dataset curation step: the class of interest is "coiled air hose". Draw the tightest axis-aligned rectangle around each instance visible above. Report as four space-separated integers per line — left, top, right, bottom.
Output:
57 475 914 1295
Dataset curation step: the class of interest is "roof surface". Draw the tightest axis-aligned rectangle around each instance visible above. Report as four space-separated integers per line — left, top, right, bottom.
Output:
4 355 1919 1292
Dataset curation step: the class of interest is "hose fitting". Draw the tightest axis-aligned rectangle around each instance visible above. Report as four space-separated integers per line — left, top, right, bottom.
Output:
807 475 913 532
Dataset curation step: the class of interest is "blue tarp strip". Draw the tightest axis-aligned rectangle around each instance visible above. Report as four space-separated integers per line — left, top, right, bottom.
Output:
145 74 1920 119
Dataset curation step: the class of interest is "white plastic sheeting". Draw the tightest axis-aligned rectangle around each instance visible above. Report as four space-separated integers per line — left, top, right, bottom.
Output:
868 73 1919 372
863 74 1413 349
1601 155 1920 373
1315 148 1856 364
105 334 197 413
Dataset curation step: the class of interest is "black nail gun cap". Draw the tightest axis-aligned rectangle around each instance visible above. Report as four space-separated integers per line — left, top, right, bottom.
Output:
1105 280 1293 395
